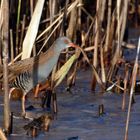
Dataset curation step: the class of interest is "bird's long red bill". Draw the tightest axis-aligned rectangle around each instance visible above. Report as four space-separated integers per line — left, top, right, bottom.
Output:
68 43 81 49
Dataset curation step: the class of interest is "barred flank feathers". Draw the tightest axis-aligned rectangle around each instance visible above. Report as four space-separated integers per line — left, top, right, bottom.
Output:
10 71 31 92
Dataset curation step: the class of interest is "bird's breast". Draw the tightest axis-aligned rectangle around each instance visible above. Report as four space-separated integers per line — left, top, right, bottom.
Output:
32 54 59 84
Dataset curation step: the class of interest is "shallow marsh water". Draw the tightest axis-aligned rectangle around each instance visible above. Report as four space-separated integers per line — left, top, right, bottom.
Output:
0 68 140 140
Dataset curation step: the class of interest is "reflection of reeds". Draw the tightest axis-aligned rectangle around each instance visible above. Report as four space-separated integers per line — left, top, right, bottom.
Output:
24 114 53 137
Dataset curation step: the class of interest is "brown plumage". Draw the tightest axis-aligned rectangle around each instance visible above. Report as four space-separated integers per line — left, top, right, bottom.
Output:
0 37 78 117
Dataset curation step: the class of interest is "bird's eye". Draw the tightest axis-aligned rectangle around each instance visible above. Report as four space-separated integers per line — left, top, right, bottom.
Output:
64 39 69 44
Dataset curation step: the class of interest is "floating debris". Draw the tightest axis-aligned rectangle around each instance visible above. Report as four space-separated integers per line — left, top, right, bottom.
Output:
98 104 105 117
23 113 53 137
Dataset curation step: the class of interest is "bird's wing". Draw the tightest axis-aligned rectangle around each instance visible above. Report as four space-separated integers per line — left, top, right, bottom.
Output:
9 47 55 74
0 53 44 82
9 56 38 73
0 46 55 82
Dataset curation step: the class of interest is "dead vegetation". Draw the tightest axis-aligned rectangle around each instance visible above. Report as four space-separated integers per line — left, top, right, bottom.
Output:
0 0 140 139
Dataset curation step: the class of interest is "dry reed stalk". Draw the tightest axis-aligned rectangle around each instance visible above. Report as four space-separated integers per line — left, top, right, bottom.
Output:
110 0 121 76
0 0 3 30
116 76 121 93
120 0 129 44
134 0 138 27
19 15 26 52
49 0 52 24
40 13 60 24
10 29 14 63
66 0 83 88
30 0 34 16
67 7 95 88
122 65 129 111
67 5 96 88
100 45 106 83
107 9 116 52
104 0 112 52
117 2 128 55
108 0 128 82
37 20 62 55
0 42 2 65
115 41 136 49
106 80 124 92
84 46 95 51
76 45 105 89
78 0 83 29
67 69 77 89
21 0 45 59
2 0 10 134
108 0 122 81
0 1 3 65
93 0 100 67
67 1 77 39
84 17 96 40
61 0 69 36
81 7 94 21
15 0 21 55
124 37 140 140
91 0 101 90
58 1 77 89
49 0 58 32
100 0 106 22
117 0 121 44
8 53 22 65
0 128 7 140
52 0 58 18
36 0 79 40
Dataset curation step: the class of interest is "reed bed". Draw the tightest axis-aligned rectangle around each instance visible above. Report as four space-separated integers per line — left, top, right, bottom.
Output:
0 0 140 139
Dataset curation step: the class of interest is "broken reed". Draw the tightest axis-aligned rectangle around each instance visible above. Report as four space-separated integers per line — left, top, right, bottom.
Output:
1 0 10 134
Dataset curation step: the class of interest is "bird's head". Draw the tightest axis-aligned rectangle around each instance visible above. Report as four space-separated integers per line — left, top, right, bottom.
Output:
55 37 80 52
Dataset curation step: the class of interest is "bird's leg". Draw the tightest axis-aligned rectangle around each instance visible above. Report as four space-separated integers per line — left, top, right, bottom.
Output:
46 90 52 109
41 92 48 108
34 84 40 98
9 87 15 99
21 94 26 117
52 92 57 115
41 90 52 109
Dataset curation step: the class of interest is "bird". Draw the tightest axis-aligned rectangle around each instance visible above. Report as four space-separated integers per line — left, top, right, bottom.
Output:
2 37 78 117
